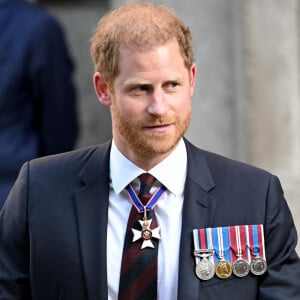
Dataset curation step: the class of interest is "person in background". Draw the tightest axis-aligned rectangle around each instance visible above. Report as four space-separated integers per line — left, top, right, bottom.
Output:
0 2 299 299
0 0 78 208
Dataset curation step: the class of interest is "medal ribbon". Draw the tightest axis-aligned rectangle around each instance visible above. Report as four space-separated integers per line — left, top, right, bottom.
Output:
248 224 265 259
222 226 231 263
235 226 242 256
206 228 215 265
229 226 239 261
193 228 215 265
230 225 249 262
239 225 250 262
193 229 205 264
257 224 266 260
126 184 166 213
252 224 259 256
212 227 221 264
215 227 231 263
245 225 252 261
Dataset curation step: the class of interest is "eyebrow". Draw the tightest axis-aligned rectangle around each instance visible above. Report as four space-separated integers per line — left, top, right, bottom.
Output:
123 76 185 88
170 76 185 83
123 80 149 87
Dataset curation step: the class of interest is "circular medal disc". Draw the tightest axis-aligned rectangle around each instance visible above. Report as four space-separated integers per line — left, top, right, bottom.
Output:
232 258 250 277
195 259 215 280
215 260 232 279
250 257 267 275
141 228 152 240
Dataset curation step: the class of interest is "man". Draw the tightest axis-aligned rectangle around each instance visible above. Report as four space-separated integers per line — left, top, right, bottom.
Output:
0 3 299 300
0 0 78 208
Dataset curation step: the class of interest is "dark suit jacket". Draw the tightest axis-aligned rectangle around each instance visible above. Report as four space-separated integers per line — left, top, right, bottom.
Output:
0 0 78 207
0 140 299 299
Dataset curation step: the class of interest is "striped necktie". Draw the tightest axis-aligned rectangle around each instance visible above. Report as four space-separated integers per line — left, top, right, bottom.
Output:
118 173 159 300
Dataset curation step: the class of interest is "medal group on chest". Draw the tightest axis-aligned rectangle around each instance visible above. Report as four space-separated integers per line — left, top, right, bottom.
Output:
193 224 267 280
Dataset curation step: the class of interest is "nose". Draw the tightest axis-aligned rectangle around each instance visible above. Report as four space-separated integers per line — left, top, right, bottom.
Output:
147 89 167 116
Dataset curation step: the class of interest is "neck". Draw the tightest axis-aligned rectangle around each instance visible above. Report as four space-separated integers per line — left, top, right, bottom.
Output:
114 140 178 171
128 153 171 171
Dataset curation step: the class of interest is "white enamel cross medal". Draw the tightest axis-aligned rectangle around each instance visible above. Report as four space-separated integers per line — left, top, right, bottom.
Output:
131 206 161 249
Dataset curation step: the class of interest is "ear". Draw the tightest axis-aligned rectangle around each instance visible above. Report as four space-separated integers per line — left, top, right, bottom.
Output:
93 72 112 106
189 63 197 96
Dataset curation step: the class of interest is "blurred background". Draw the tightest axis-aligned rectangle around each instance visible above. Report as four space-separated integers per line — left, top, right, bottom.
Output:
34 0 300 252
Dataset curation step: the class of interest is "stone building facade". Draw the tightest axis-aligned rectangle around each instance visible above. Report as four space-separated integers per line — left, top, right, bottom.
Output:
44 0 300 253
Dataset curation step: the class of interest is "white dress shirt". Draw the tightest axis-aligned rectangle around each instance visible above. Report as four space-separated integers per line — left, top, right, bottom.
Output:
107 139 187 300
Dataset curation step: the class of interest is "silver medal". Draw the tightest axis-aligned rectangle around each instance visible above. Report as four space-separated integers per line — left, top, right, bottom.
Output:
250 256 267 275
232 257 250 277
195 257 215 280
194 249 215 280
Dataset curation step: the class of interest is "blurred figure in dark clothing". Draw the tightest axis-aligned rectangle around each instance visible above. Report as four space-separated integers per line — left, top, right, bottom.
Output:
0 0 79 208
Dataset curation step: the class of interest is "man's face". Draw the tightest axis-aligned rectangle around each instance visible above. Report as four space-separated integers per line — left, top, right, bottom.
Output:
109 40 196 167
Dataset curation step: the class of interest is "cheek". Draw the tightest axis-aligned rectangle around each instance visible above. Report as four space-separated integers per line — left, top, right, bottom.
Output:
119 100 147 118
175 94 191 112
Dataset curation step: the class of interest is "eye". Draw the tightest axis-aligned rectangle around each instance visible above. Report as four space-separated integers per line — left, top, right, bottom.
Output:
165 81 179 90
137 84 149 92
169 82 178 88
128 84 152 96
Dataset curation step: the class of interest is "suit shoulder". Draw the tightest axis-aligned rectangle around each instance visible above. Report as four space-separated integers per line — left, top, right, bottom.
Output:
186 140 272 181
28 142 111 175
10 1 60 35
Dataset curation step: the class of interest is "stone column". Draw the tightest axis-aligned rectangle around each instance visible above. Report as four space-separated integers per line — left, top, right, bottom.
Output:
109 0 300 252
111 0 247 160
244 0 300 252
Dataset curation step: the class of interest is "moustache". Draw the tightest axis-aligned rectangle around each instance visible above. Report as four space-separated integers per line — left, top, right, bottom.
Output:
138 117 176 127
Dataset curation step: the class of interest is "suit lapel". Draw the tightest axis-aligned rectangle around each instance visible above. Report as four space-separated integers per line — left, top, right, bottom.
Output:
72 140 216 300
73 142 111 300
178 140 217 300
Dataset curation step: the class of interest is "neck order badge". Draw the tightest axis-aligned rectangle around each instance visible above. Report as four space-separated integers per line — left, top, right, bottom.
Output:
118 174 166 300
126 178 166 249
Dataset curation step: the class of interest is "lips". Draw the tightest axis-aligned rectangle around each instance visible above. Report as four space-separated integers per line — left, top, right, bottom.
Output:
146 123 171 128
143 118 174 127
144 123 173 133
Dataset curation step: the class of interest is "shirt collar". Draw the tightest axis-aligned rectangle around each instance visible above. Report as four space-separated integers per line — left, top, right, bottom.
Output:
110 139 187 196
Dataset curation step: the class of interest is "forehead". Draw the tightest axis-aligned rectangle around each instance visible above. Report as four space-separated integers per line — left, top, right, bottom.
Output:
116 41 187 81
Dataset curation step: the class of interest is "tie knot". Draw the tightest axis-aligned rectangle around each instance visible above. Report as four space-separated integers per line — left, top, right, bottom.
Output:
139 173 155 186
138 173 156 205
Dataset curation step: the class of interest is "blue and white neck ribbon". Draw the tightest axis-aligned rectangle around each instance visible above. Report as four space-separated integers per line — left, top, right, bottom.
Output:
125 184 166 213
